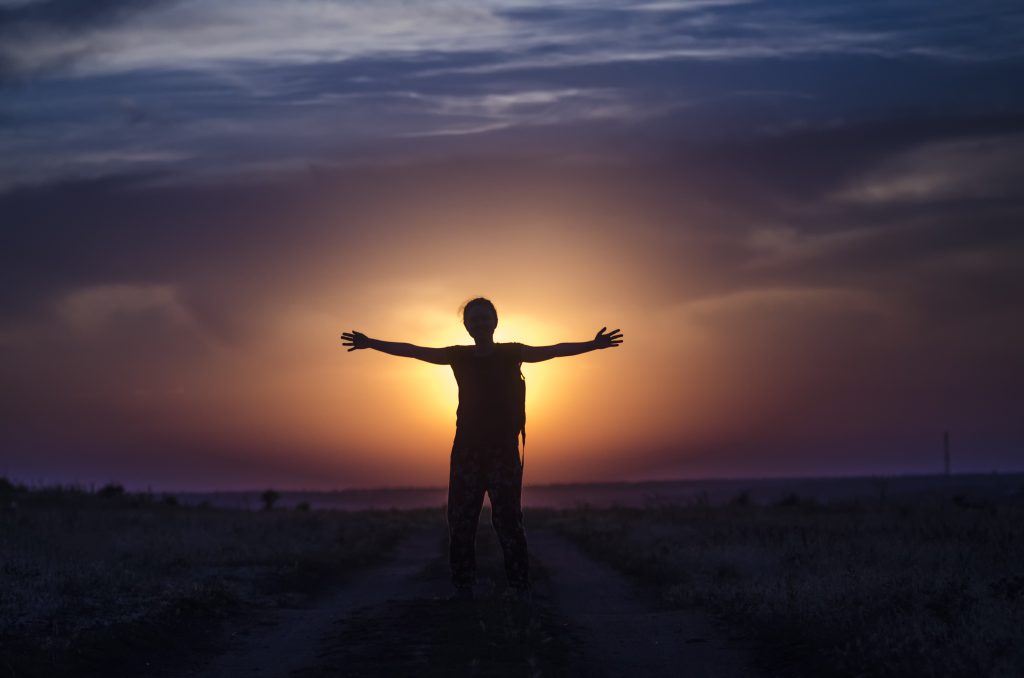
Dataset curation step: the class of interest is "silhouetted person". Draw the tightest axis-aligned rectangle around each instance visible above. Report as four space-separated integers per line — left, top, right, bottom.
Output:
341 297 623 600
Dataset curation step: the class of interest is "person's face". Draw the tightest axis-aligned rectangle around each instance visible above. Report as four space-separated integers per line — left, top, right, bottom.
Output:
464 305 497 340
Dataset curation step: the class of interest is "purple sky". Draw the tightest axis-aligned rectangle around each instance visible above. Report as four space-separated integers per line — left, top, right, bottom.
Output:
1 0 1022 490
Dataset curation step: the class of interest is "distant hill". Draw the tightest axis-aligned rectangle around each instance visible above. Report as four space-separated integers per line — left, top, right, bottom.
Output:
174 472 1024 511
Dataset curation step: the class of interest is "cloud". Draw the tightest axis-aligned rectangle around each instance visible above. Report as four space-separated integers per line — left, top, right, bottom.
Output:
830 133 1024 204
2 0 1020 81
1 1 517 78
739 225 887 269
2 0 1022 190
0 150 191 192
0 0 168 28
56 283 196 336
675 286 886 321
394 87 657 136
0 0 174 77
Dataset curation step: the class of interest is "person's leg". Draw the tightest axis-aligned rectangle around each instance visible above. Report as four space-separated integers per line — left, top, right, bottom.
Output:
486 439 530 591
447 443 487 591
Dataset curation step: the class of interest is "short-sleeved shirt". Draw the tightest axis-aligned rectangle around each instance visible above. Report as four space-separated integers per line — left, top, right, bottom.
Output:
444 342 525 446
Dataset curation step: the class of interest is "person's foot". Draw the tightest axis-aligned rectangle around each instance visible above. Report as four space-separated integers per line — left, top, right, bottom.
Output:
449 585 474 602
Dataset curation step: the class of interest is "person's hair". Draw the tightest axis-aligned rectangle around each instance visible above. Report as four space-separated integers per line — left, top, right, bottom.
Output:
459 297 498 324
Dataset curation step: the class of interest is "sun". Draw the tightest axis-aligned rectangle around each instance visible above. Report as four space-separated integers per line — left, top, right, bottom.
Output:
411 311 566 433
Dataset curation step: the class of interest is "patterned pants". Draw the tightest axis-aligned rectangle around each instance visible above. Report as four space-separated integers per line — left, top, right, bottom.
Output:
446 437 530 590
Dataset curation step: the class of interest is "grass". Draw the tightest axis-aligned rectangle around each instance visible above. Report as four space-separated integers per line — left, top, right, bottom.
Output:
531 490 1024 677
8 476 1023 676
0 479 433 677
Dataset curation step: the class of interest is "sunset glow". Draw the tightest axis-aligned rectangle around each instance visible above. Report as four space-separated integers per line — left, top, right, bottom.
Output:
2 1 1022 490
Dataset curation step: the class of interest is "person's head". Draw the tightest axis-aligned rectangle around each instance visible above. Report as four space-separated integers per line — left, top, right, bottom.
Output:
460 297 498 341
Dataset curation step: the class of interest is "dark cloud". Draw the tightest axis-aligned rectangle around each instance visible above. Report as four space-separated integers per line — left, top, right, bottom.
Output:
0 0 175 79
6 51 1023 191
3 0 1024 188
0 0 170 29
4 112 1024 320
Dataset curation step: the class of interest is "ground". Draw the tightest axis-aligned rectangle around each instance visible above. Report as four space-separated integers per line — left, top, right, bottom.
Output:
186 513 756 677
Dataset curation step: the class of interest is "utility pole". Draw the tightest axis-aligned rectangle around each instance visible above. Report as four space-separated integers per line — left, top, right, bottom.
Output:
943 431 950 476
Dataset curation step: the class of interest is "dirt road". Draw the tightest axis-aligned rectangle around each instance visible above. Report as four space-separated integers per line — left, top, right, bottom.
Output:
530 529 754 678
189 521 757 677
193 527 448 678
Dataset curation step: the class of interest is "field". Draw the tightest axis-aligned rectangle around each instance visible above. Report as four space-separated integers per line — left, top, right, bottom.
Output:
3 474 1023 677
0 480 434 677
535 484 1024 677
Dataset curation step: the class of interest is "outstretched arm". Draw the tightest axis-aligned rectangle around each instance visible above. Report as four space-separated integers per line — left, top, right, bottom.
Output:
521 327 623 363
340 330 449 365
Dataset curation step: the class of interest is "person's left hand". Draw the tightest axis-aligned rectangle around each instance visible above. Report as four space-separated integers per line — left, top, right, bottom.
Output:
593 327 623 349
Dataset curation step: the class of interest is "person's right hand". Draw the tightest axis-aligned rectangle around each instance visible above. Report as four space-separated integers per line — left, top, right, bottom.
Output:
341 330 370 352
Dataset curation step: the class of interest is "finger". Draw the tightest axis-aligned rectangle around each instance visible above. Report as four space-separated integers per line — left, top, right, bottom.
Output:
608 328 620 335
347 347 356 352
597 326 607 335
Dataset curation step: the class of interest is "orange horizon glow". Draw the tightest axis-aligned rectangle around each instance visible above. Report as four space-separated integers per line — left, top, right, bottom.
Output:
4 159 1020 492
152 190 712 488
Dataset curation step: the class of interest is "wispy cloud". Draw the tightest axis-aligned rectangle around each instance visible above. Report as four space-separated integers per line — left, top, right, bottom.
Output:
674 285 889 322
2 0 1022 188
2 0 1020 80
56 283 197 337
831 133 1024 204
1 1 517 78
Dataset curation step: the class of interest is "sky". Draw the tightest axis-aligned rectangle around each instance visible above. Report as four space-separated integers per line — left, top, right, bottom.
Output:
2 0 1023 490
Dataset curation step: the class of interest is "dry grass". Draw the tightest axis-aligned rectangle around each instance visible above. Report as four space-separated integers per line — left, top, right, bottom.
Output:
0 480 434 677
534 491 1024 677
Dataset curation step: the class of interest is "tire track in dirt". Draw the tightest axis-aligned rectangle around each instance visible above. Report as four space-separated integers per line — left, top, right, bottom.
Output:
530 528 758 678
295 516 576 677
191 520 757 677
192 525 448 678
